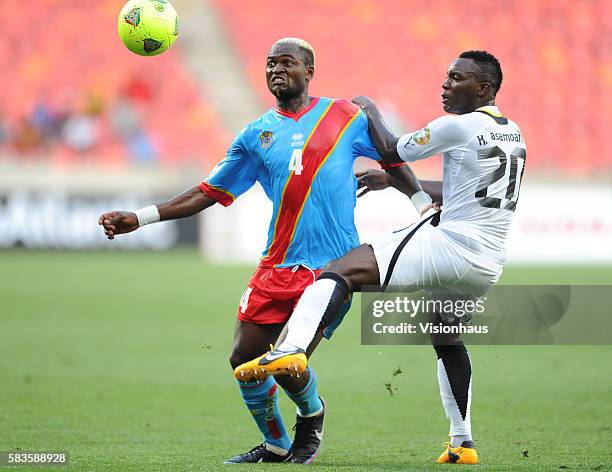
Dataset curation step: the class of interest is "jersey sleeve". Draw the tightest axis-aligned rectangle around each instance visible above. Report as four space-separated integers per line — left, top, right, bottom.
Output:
199 129 258 206
351 110 381 161
396 115 468 162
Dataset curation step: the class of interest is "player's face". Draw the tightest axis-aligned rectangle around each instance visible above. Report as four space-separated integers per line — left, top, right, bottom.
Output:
441 58 484 114
266 44 313 99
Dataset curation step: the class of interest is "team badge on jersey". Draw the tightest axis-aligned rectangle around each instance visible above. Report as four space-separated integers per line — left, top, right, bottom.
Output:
260 130 273 149
414 127 431 145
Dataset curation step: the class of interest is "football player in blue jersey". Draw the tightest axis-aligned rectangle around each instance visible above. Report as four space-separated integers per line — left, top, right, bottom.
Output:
98 37 430 464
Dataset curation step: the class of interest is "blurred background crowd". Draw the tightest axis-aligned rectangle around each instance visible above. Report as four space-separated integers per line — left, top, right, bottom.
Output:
3 0 611 174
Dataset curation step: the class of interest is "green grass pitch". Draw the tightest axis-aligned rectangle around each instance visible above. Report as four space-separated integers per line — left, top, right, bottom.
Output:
1 250 611 471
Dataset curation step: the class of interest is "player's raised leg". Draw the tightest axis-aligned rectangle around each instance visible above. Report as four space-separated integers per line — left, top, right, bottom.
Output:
233 244 379 380
225 321 293 464
282 243 379 353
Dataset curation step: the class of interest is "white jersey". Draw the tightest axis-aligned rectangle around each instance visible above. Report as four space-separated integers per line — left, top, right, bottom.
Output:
397 106 526 257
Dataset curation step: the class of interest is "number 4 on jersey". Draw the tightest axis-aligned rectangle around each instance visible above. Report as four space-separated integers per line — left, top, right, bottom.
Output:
289 149 303 175
239 286 253 314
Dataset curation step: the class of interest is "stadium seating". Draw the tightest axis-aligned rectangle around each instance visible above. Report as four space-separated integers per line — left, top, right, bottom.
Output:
213 0 611 175
4 0 609 175
1 0 228 168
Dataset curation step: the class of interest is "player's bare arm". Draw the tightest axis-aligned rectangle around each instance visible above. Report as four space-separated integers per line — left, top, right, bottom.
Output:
386 167 443 203
352 96 402 164
356 169 443 204
419 180 442 202
156 186 217 220
355 166 419 197
98 186 216 240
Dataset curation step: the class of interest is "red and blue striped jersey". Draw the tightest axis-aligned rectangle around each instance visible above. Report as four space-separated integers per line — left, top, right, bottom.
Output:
199 97 380 269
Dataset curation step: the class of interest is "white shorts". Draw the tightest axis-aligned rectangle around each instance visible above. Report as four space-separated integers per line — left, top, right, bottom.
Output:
369 212 503 300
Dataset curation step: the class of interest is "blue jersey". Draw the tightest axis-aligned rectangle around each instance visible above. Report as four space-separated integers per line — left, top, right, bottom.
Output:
199 97 380 268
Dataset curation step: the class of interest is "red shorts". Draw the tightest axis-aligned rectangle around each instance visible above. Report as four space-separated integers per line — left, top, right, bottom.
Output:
237 265 321 325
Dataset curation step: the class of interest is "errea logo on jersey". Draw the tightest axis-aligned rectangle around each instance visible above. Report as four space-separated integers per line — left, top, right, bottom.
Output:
291 133 305 148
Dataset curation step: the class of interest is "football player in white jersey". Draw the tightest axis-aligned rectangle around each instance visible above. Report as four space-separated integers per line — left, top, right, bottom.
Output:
235 51 526 465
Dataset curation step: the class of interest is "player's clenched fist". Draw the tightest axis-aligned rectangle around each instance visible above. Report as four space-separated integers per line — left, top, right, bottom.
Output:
355 169 391 197
98 211 139 239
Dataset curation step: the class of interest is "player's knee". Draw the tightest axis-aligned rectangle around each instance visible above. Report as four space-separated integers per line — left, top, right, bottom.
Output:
229 348 247 370
322 258 342 275
322 261 357 291
322 248 377 292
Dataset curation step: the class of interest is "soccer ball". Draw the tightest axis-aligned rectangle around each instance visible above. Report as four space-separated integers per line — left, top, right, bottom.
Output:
118 0 179 56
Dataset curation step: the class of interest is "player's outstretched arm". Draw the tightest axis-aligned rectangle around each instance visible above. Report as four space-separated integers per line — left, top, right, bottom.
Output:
98 186 216 240
356 168 442 211
352 96 403 165
356 167 421 197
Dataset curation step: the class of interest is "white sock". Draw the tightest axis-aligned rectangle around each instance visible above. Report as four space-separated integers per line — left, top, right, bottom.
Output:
437 358 472 447
278 279 338 352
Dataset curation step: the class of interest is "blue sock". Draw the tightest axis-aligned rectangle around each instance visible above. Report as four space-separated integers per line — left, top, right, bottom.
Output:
283 367 323 417
238 376 292 454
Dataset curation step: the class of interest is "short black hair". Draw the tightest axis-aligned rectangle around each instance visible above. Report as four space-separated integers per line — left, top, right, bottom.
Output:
459 50 503 95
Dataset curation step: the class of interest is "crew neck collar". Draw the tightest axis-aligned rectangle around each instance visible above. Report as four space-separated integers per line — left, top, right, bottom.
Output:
274 97 320 121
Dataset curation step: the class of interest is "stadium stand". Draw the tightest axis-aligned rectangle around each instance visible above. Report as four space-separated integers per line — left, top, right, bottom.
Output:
3 0 610 176
1 0 228 168
213 0 611 175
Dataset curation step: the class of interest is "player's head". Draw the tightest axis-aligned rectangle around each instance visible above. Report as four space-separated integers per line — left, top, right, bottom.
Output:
442 50 503 114
266 38 315 100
